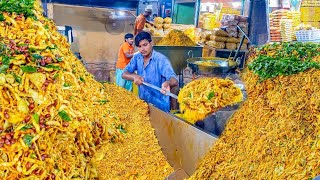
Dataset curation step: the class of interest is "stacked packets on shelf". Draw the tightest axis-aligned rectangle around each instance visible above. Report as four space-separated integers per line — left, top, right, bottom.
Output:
280 19 293 42
269 9 289 42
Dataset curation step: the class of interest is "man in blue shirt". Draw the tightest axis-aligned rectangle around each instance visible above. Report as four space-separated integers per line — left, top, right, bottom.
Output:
122 31 178 112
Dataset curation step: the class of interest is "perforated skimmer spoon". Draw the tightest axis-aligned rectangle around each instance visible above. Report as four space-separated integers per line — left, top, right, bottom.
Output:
142 82 178 99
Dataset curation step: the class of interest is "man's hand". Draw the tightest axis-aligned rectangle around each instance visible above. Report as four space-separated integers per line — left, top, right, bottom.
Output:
161 81 170 95
146 21 154 26
133 75 144 85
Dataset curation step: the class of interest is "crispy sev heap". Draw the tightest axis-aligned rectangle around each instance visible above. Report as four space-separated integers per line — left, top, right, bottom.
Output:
156 30 196 46
189 43 320 179
177 78 243 123
0 0 172 179
93 85 173 179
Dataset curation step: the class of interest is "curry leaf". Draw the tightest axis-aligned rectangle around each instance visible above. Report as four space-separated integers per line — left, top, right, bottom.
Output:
30 153 37 159
2 55 10 65
116 125 127 134
46 45 56 50
12 73 22 83
28 48 37 53
17 43 27 47
0 0 36 18
207 91 215 100
79 77 85 82
23 135 33 147
249 56 320 81
32 113 39 124
45 64 60 70
56 57 63 62
58 110 71 121
63 83 71 87
98 100 109 105
53 73 59 79
0 65 9 73
21 65 37 73
0 14 5 21
31 54 42 60
21 124 33 131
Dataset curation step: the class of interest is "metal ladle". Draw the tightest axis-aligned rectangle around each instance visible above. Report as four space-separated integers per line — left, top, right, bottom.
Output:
142 82 178 99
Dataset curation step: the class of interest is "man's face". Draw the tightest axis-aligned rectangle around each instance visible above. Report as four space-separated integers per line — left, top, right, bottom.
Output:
137 39 153 57
144 11 152 18
126 38 134 45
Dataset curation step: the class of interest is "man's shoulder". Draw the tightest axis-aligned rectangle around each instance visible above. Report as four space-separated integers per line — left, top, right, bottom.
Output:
132 52 143 59
137 14 146 20
153 51 169 61
120 42 127 48
122 42 132 48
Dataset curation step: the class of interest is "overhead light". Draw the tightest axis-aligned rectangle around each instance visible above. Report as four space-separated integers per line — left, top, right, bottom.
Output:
231 2 241 8
118 11 126 16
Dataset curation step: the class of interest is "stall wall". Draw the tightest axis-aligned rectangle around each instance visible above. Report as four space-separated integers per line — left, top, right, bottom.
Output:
48 3 136 81
47 0 138 10
173 3 195 24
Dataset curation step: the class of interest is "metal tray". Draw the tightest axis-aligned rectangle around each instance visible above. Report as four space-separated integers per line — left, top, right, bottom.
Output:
149 105 217 177
187 57 238 75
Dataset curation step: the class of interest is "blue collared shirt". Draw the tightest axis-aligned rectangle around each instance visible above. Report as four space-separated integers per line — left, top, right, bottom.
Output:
124 50 177 112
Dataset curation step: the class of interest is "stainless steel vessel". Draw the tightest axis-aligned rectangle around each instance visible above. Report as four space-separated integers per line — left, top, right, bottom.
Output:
149 105 217 179
153 45 203 74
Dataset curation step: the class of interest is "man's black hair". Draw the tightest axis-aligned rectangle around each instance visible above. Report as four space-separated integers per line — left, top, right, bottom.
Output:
134 31 152 46
124 33 134 41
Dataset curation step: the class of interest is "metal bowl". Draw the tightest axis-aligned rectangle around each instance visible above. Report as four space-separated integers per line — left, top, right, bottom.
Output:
187 57 238 75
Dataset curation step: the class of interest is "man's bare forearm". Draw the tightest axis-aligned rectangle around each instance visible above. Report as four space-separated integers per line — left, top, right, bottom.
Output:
122 71 135 81
146 21 153 26
122 71 144 85
124 52 133 59
168 77 178 87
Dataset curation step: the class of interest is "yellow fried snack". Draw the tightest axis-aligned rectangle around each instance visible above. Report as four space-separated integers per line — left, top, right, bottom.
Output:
0 2 124 179
178 78 243 123
163 17 172 24
183 27 196 42
154 17 164 24
193 61 220 67
93 84 173 179
189 44 320 179
0 0 173 179
157 29 196 46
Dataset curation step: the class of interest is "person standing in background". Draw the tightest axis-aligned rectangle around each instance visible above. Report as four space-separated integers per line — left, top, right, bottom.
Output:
122 31 178 112
115 33 134 91
134 8 153 35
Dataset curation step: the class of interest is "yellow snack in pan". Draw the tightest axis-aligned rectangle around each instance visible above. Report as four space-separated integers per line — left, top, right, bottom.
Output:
178 78 243 124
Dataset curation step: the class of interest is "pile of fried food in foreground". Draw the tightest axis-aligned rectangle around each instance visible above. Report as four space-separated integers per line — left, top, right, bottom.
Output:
177 78 243 124
0 0 172 179
156 29 196 46
189 42 320 179
93 84 173 179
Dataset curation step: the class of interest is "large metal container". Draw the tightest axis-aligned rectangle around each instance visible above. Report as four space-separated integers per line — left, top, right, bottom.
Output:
148 105 217 179
153 45 203 74
187 57 238 75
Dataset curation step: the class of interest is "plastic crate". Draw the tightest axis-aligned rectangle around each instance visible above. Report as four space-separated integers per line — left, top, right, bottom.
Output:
296 29 320 42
